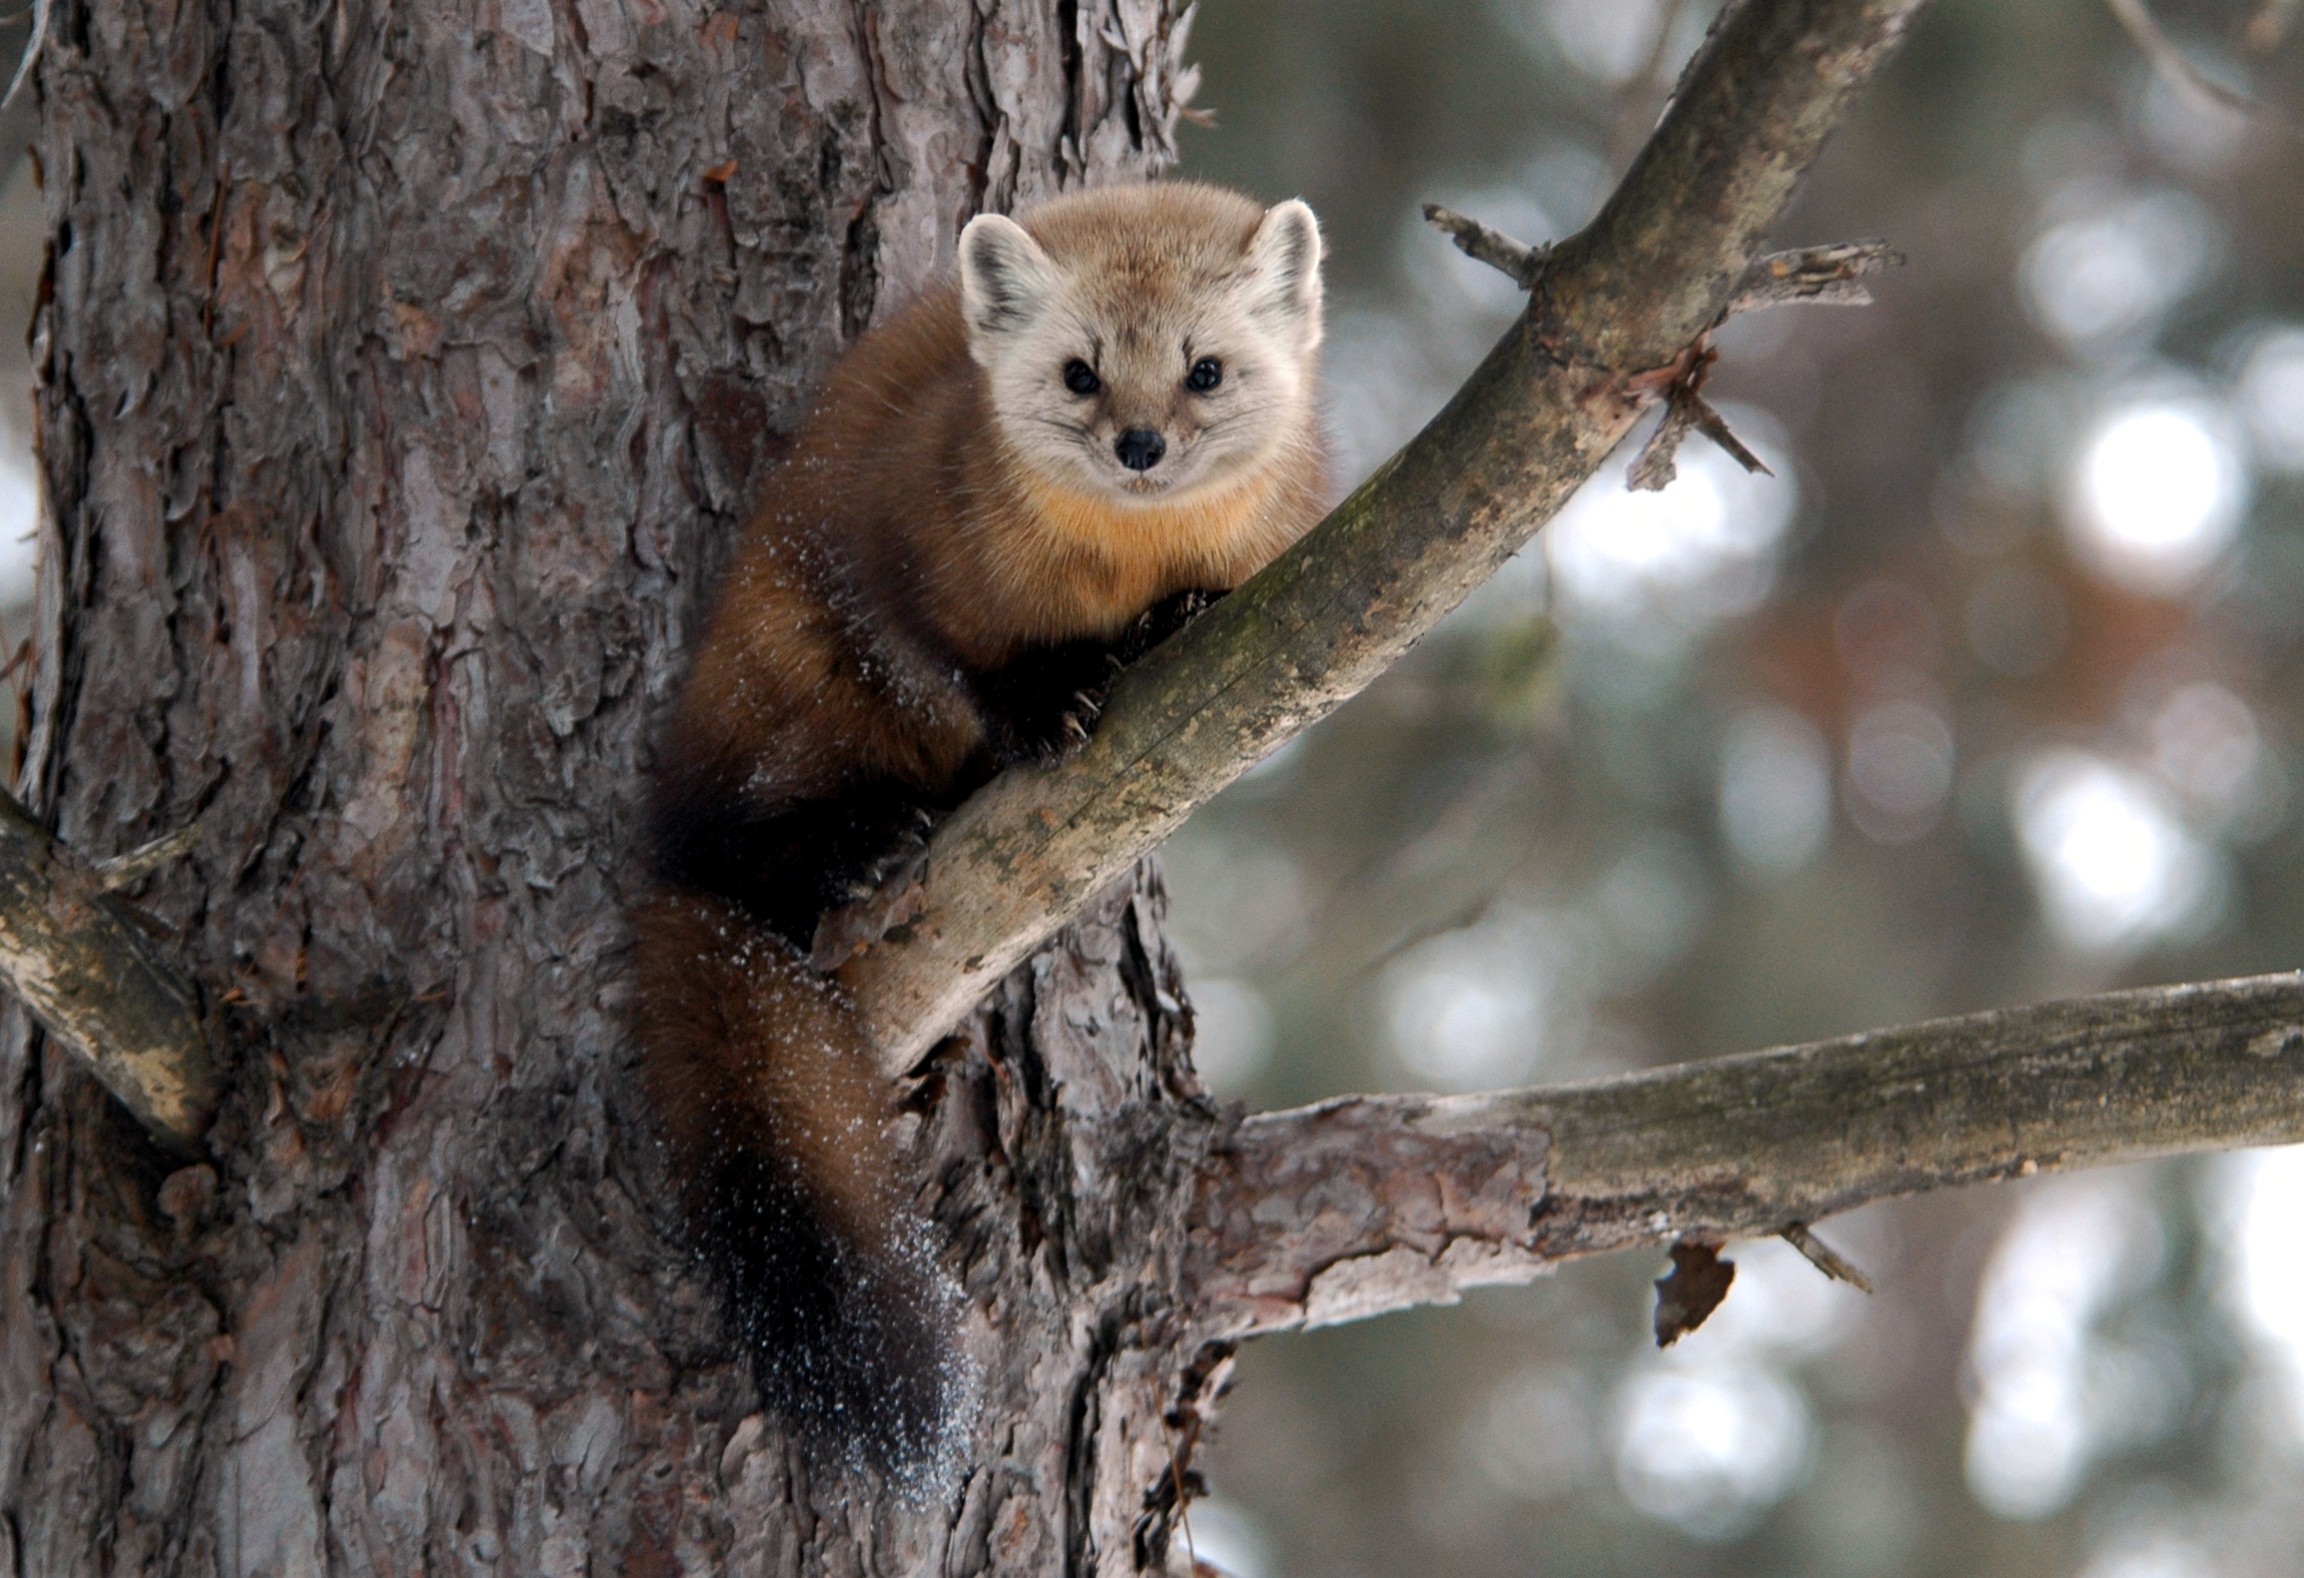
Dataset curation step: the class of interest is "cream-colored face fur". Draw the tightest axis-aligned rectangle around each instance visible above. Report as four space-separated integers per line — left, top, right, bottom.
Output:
959 196 1324 502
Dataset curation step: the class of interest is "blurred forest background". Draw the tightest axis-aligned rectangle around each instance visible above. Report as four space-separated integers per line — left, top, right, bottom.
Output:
0 0 2294 1574
1161 1 2304 1575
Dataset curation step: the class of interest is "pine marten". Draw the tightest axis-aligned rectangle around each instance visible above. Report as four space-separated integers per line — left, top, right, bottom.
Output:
634 181 1329 1481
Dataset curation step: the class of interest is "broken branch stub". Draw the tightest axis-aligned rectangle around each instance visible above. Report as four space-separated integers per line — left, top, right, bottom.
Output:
1728 239 1903 313
1625 375 1708 492
90 820 203 892
1628 240 1905 489
1779 1221 1876 1293
0 792 214 1148
1422 203 1548 287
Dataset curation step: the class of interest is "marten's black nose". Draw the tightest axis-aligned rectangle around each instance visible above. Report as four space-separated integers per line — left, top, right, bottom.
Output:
1115 429 1166 471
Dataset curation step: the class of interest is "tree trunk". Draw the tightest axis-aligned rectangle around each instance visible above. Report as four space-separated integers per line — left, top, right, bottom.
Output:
0 2 1222 1572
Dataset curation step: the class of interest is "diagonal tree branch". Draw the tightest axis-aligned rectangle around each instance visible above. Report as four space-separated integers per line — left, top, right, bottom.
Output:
0 792 213 1148
841 0 1933 1073
1187 971 2304 1338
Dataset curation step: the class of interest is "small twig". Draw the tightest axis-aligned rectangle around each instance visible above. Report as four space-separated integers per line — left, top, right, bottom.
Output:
1624 345 1772 492
89 821 202 892
1421 204 1548 288
1163 1418 1197 1575
1277 741 1557 986
1686 392 1771 476
1628 239 1896 489
1 0 45 108
1728 240 1902 314
1624 237 1897 491
1778 1221 1875 1294
1355 891 1499 984
1626 389 1705 492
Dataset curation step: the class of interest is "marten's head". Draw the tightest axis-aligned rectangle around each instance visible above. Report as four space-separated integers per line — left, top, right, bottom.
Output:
959 183 1323 503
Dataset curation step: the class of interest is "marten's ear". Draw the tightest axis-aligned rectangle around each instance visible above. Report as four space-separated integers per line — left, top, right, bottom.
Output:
1247 198 1324 350
960 214 1060 354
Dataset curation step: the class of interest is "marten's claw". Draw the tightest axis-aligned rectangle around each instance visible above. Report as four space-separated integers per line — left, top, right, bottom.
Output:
811 845 930 970
1123 586 1228 660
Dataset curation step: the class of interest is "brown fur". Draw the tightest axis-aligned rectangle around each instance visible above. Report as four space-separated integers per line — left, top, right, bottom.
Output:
636 181 1328 1475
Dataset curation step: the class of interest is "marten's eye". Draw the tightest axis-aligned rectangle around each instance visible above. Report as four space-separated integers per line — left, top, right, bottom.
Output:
1187 357 1224 393
1063 360 1101 396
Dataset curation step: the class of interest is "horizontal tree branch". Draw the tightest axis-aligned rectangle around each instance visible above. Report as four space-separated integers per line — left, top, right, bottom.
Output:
0 792 214 1148
1186 971 2304 1338
841 0 1931 1073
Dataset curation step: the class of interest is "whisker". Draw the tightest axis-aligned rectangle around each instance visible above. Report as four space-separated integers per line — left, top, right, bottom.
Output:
1196 406 1284 436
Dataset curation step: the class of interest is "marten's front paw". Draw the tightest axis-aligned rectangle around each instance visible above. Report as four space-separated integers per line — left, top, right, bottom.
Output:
1121 587 1227 662
850 806 934 894
976 632 1133 768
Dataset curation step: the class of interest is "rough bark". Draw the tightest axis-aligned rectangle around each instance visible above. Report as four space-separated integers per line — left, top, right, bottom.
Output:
0 2 1223 1573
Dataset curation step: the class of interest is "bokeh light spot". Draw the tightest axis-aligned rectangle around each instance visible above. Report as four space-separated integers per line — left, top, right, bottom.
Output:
1612 1366 1812 1540
2212 1146 2304 1442
1964 1175 2167 1520
1474 1365 1593 1500
2012 749 2222 952
2062 402 2245 593
1187 978 1274 1097
1180 1501 1273 1578
1497 0 1676 84
2149 681 2261 820
2020 188 2223 349
1545 416 1796 639
1719 708 1832 878
1381 923 1555 1091
2237 324 2304 473
1844 700 1955 843
0 446 33 607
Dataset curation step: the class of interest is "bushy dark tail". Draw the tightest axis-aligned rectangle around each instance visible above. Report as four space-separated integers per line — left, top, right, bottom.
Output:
633 890 974 1480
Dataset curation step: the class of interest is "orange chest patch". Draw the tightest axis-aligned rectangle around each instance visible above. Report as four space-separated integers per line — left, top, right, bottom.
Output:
1017 472 1279 615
